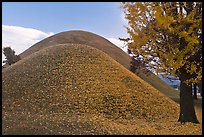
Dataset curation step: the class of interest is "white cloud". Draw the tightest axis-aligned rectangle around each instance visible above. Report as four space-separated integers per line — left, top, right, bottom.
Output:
107 38 128 53
2 25 54 65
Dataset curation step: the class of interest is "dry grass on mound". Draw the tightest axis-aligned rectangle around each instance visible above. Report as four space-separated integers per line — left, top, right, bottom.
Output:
17 30 181 99
2 44 202 135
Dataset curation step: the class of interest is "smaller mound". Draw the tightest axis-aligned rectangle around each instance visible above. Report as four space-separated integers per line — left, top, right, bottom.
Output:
3 44 181 134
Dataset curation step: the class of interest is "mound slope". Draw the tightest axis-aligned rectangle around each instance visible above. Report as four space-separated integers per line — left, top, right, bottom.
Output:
3 44 182 135
18 30 179 100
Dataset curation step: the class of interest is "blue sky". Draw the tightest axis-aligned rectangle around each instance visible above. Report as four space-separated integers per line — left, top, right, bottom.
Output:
2 2 128 38
2 2 129 65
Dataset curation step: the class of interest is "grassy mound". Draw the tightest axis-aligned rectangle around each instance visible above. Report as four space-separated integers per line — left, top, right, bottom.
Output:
2 44 200 135
17 30 180 101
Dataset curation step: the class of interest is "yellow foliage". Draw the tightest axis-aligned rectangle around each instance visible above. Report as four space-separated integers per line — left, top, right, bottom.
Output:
121 2 202 84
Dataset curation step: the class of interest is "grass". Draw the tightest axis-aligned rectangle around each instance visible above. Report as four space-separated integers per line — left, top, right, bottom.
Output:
2 44 202 135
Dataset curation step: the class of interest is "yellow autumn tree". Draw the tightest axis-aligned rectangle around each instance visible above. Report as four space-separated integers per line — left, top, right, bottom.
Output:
120 2 202 123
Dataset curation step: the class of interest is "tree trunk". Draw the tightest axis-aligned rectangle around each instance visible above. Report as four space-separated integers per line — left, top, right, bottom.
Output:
193 83 197 100
198 81 202 97
178 79 199 123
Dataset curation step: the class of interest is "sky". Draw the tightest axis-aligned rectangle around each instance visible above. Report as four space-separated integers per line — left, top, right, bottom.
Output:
2 2 129 65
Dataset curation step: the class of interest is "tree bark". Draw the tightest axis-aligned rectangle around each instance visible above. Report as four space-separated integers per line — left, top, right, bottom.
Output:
193 83 197 100
198 81 202 97
178 73 199 123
